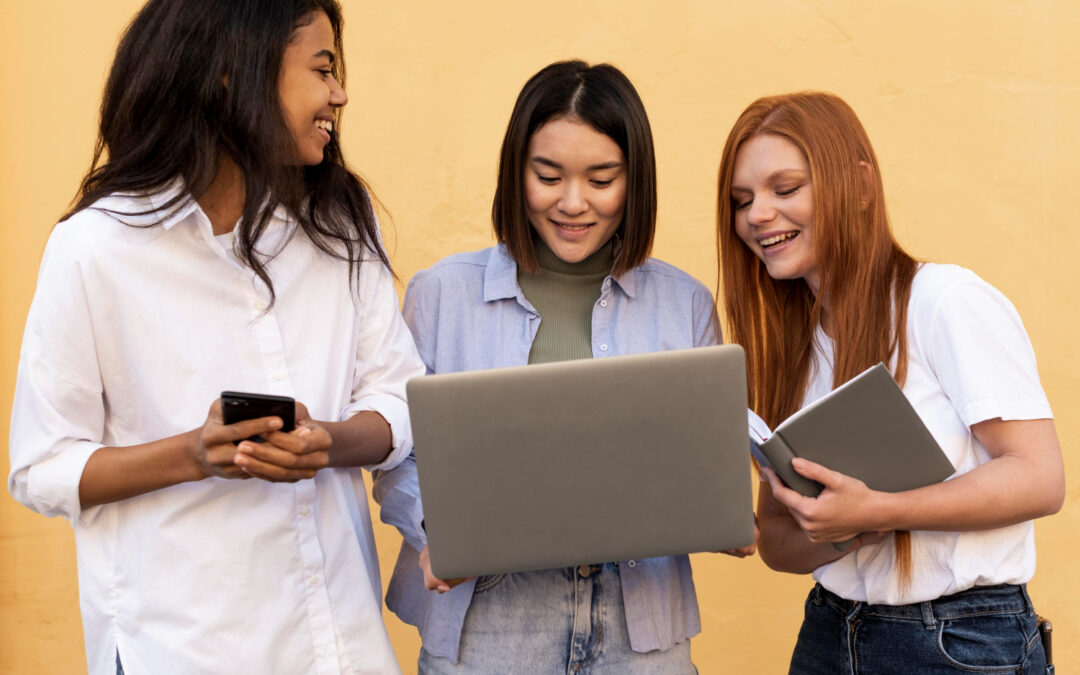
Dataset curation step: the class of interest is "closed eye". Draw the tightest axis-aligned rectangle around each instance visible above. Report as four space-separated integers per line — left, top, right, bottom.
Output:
777 185 802 197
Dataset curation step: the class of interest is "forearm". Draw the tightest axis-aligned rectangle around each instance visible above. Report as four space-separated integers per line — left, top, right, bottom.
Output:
756 484 847 573
79 429 205 509
323 411 393 468
758 512 846 573
870 454 1064 534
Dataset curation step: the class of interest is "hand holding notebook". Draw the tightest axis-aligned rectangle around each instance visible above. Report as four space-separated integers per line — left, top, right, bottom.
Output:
748 363 955 548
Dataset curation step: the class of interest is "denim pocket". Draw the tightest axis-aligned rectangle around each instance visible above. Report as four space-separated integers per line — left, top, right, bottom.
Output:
936 612 1031 672
473 573 507 593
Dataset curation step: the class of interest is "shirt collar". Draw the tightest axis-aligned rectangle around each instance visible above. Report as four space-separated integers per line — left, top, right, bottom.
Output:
483 244 522 302
89 176 291 232
484 242 640 301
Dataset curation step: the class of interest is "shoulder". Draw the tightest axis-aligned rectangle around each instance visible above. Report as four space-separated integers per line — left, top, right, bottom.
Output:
908 262 1016 326
42 205 128 263
408 247 495 290
627 257 713 297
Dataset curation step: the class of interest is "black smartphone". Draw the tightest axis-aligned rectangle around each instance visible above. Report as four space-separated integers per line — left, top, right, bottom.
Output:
221 391 296 441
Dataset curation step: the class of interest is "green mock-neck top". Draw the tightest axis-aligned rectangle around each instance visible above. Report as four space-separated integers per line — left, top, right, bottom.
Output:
517 235 615 364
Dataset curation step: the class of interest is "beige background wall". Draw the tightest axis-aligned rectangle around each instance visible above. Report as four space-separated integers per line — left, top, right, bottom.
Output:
2 1 1077 673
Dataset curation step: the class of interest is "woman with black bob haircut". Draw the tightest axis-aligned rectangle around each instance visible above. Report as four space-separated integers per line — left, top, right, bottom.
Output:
376 60 741 674
8 1 424 673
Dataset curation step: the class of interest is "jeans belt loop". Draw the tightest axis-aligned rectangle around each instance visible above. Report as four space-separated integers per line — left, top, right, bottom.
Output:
920 600 936 630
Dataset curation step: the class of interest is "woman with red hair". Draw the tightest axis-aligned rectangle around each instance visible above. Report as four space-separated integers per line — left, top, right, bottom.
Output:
716 92 1063 673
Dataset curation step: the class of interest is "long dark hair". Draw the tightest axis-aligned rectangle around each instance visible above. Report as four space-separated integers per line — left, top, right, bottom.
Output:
492 60 657 276
67 0 388 303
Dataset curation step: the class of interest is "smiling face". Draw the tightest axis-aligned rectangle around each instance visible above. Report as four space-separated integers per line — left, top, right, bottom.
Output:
278 11 346 165
731 133 820 295
524 116 627 264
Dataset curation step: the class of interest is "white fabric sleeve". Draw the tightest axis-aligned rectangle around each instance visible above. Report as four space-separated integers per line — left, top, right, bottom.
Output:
8 225 107 524
340 259 426 472
917 270 1052 427
371 270 434 551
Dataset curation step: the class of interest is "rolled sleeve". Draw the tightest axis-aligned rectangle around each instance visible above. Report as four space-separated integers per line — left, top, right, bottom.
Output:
9 225 110 525
344 261 425 472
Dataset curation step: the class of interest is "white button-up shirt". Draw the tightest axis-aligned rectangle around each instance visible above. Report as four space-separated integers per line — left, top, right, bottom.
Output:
9 184 424 675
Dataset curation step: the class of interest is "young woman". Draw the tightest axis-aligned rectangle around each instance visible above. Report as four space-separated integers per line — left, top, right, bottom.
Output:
375 60 730 673
8 1 423 673
716 92 1064 674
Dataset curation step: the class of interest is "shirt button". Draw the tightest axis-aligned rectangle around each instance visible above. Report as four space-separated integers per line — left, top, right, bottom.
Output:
599 344 608 352
272 373 285 382
599 299 608 308
309 576 319 587
300 508 310 517
252 300 267 312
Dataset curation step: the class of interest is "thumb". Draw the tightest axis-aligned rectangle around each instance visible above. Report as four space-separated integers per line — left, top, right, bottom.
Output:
790 457 844 487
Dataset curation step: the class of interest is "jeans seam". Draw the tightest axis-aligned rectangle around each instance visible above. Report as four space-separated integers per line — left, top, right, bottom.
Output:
934 618 1026 673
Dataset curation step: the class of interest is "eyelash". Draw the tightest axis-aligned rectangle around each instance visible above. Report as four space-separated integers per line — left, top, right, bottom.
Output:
318 69 333 78
733 185 802 210
535 176 615 187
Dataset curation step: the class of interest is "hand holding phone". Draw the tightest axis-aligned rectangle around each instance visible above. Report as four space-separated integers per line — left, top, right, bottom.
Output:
221 391 295 441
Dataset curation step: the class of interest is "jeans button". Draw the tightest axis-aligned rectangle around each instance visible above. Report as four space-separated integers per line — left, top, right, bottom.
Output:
578 565 592 577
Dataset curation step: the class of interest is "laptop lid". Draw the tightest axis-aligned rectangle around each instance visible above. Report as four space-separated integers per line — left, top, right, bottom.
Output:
407 344 754 579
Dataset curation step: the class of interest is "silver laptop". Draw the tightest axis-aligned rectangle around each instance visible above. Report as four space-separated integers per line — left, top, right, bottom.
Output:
407 344 754 579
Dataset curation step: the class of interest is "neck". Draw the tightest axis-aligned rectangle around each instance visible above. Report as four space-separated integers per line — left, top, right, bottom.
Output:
197 155 246 235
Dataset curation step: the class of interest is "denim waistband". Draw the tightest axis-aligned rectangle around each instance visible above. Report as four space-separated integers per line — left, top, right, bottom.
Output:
812 583 1034 627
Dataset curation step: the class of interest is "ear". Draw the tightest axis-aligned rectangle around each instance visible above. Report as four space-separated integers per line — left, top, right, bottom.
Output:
857 160 875 211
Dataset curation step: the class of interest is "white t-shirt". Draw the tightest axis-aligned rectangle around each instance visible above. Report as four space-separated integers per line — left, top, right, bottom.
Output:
808 263 1052 605
8 183 425 674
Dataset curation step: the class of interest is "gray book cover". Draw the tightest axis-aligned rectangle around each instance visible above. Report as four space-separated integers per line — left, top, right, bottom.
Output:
749 363 955 497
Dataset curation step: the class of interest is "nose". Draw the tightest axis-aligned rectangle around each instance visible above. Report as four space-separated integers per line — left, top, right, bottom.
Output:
329 75 348 108
557 180 587 216
745 196 775 226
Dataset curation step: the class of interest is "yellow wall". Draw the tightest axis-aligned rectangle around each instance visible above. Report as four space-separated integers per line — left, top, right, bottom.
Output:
2 1 1077 672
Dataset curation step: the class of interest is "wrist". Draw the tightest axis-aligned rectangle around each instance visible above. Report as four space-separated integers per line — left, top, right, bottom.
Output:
179 428 211 482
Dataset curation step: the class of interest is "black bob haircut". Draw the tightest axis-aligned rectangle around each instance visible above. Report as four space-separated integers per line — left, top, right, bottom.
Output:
492 60 657 277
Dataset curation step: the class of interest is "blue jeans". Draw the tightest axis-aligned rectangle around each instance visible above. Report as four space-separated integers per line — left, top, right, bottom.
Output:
418 563 695 674
790 583 1050 674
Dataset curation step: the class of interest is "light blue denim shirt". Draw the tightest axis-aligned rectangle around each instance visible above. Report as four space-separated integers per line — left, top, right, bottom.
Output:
374 243 720 663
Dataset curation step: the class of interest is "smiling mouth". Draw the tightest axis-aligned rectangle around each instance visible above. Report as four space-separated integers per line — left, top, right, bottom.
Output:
551 219 593 231
315 119 333 134
759 231 798 249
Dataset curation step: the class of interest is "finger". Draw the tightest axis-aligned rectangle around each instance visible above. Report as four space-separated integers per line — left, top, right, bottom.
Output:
211 416 284 445
262 426 330 455
762 467 810 511
233 451 317 482
294 402 311 424
237 439 329 471
208 399 225 423
790 457 845 487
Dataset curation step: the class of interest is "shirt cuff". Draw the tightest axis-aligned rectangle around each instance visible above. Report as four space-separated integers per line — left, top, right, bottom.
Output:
343 394 413 471
25 440 104 526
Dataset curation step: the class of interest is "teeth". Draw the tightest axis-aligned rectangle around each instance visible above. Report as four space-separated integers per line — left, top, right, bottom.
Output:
760 231 798 248
555 221 590 231
315 120 333 133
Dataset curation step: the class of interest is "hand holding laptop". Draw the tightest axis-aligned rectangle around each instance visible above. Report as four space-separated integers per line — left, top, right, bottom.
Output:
420 545 474 594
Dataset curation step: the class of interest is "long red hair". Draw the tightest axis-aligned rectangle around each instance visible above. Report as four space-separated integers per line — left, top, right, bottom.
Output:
717 92 919 589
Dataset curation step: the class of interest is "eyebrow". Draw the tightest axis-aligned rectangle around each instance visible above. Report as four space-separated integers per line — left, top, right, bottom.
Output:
731 168 807 192
313 49 336 64
530 156 623 171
